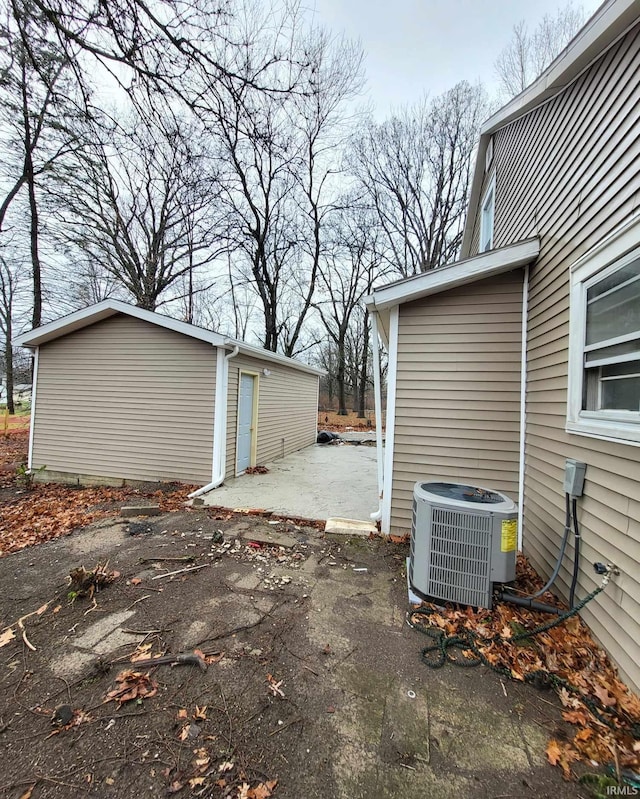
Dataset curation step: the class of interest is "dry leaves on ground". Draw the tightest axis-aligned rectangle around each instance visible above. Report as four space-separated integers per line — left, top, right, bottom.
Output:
105 670 158 705
0 473 197 560
410 554 640 780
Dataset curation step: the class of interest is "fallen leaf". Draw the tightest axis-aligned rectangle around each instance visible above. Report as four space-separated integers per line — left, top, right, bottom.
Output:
167 780 184 794
0 628 15 648
252 779 278 799
131 578 142 586
237 784 251 799
19 786 35 799
218 761 234 773
176 708 188 720
193 705 207 721
593 683 616 708
105 777 115 785
545 739 563 768
188 777 206 788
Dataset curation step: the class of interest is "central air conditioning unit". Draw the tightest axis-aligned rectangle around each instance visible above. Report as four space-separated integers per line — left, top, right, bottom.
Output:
409 481 517 609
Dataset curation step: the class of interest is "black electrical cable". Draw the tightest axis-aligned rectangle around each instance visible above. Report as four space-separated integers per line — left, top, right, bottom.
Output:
569 496 581 609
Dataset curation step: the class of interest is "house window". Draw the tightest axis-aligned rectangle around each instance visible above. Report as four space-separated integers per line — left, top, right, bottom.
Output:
568 234 640 444
480 177 495 252
485 136 494 172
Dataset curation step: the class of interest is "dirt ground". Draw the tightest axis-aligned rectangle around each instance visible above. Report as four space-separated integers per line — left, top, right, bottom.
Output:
317 411 378 432
0 504 594 799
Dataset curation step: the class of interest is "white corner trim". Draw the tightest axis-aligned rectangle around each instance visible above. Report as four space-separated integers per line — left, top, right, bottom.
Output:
27 347 39 471
211 347 227 480
371 312 385 503
382 306 400 535
517 266 529 551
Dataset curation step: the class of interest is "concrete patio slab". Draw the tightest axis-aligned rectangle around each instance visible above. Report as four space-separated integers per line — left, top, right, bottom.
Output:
202 443 378 522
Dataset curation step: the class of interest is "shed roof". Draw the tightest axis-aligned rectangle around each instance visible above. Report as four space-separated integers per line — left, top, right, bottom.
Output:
460 0 639 257
13 300 324 377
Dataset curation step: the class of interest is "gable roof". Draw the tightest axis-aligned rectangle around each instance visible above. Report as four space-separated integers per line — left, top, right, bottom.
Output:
460 0 639 258
13 299 324 377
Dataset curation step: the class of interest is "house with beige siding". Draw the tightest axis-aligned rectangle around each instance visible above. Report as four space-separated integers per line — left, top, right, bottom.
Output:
14 300 321 494
366 0 640 693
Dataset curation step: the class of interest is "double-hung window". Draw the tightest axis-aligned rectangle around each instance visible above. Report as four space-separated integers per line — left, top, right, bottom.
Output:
567 228 640 444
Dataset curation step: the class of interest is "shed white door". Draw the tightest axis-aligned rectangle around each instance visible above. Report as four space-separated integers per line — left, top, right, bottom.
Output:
236 373 256 473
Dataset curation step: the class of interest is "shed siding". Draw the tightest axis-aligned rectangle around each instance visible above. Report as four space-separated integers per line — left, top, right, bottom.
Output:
390 270 523 534
226 355 318 478
32 314 215 484
467 25 640 691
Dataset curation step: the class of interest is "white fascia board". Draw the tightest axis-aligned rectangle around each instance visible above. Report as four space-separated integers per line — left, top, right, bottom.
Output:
367 239 539 312
461 0 639 257
12 299 227 349
225 338 326 377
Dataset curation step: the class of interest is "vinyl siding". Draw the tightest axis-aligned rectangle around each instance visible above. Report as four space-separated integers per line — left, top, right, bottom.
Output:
390 270 523 534
226 355 318 478
32 314 215 484
467 24 640 691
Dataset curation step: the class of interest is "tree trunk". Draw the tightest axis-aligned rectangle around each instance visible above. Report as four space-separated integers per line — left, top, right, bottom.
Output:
26 155 42 330
337 338 347 416
5 326 15 416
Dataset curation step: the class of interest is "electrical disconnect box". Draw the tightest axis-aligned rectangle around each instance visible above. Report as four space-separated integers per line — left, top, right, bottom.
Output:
564 459 586 497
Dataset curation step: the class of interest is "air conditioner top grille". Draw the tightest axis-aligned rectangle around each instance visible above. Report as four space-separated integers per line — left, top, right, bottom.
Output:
414 481 516 513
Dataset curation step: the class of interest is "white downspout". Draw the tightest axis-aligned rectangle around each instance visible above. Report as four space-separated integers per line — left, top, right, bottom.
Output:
381 306 399 536
370 311 384 522
517 265 529 550
27 346 39 471
188 344 239 498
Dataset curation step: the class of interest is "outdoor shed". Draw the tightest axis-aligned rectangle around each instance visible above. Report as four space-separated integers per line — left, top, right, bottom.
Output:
366 0 640 693
13 301 322 492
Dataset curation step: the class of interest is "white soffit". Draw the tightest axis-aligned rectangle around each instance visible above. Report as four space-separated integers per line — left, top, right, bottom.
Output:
364 238 539 312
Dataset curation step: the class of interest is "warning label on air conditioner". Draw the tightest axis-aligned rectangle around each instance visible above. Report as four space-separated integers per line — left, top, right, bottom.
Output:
501 519 517 552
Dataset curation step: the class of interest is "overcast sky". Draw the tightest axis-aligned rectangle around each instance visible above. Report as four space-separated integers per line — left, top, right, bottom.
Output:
306 0 603 115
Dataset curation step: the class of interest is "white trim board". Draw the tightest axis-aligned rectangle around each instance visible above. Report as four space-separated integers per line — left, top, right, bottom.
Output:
365 238 539 312
12 299 324 377
382 306 400 535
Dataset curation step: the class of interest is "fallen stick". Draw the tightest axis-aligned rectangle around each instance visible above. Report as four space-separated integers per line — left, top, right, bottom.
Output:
16 601 52 652
141 556 195 563
129 653 207 671
269 717 303 736
151 564 208 581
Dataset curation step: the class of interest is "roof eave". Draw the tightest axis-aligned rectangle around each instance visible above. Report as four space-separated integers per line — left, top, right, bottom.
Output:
461 0 639 258
366 238 540 311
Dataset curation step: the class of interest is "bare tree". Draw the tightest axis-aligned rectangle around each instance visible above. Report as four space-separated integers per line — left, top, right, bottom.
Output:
315 202 383 415
0 0 84 327
0 253 22 413
212 12 363 353
25 0 308 116
50 106 224 310
350 82 489 277
495 3 585 98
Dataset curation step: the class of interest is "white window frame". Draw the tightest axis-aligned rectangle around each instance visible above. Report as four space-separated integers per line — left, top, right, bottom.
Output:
479 174 495 253
567 215 640 446
485 135 494 172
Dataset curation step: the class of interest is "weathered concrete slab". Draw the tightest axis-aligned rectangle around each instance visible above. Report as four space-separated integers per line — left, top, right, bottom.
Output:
325 517 377 537
121 504 161 517
73 610 135 650
241 527 298 548
201 444 378 522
